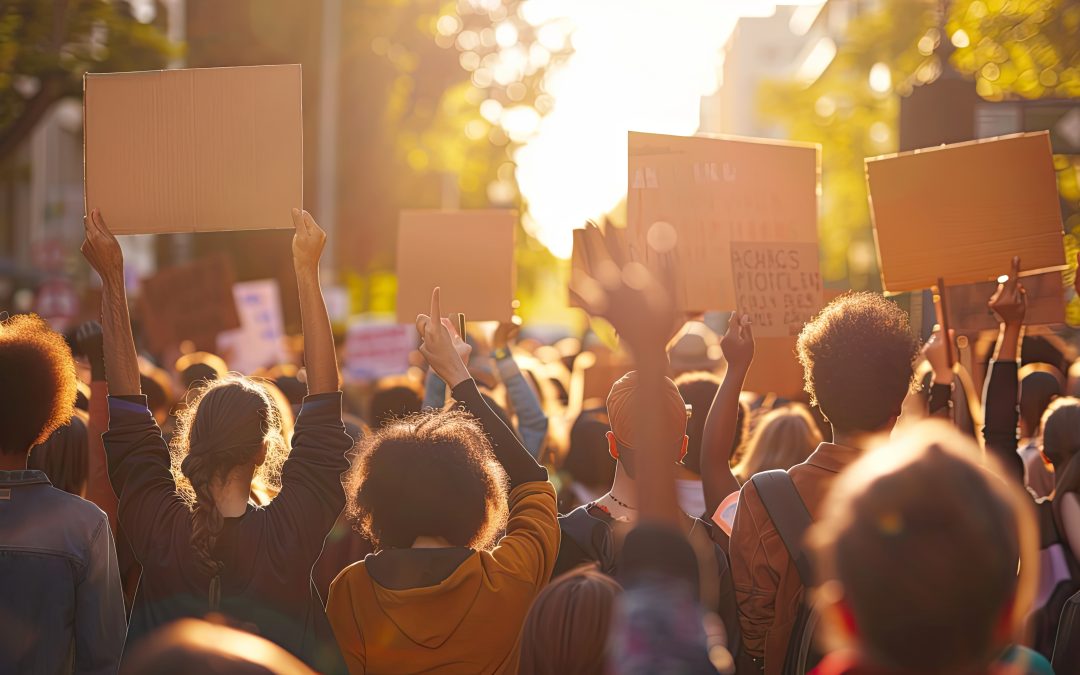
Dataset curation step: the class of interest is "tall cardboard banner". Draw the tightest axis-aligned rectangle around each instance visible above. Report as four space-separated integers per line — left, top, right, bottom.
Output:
140 255 241 353
84 64 303 234
626 132 823 337
944 270 1066 331
867 132 1064 293
395 210 516 323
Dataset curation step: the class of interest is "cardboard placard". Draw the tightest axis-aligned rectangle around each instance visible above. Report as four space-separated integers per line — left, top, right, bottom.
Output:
626 132 821 315
343 322 415 382
867 132 1064 293
216 280 287 374
731 241 823 337
945 271 1066 331
140 255 240 353
395 210 516 323
84 64 303 234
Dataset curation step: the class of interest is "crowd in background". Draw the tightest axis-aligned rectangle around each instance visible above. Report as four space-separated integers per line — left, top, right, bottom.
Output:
1 210 1079 674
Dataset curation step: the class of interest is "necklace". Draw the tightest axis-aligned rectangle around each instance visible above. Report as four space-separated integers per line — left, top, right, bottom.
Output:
607 492 637 510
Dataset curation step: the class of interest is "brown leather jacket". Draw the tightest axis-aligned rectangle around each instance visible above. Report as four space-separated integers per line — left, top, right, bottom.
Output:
729 442 862 674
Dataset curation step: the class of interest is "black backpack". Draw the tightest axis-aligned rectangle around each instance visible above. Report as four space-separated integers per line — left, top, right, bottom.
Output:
751 470 822 675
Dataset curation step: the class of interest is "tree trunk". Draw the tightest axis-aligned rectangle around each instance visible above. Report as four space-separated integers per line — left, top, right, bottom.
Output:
0 76 71 162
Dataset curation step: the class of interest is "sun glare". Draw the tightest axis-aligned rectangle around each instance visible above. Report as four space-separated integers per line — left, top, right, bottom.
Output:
511 0 746 258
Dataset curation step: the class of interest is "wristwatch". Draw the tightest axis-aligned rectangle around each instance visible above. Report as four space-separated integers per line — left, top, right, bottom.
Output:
492 346 511 361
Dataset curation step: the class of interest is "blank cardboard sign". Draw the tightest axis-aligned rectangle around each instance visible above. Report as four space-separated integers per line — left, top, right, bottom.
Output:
627 132 820 318
396 210 516 323
945 270 1066 331
867 132 1064 293
84 64 303 234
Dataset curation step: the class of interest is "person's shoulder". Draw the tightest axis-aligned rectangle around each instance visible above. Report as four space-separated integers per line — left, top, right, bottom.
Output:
43 485 109 524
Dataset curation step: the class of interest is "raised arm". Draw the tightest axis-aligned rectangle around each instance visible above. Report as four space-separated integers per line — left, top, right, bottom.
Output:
493 321 549 459
83 210 186 563
922 326 955 420
81 209 140 397
292 209 338 395
982 256 1026 482
701 312 753 517
267 210 354 556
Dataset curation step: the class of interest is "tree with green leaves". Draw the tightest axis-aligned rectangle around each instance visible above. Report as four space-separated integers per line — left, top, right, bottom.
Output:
0 0 174 160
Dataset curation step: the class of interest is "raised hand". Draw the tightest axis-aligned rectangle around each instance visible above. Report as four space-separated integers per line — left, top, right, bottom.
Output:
569 221 679 367
81 209 124 282
921 325 955 385
493 319 521 352
720 312 754 374
416 287 472 388
988 256 1026 327
291 208 326 271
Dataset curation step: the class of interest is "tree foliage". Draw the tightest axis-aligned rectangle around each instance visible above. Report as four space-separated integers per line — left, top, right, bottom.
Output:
0 0 175 160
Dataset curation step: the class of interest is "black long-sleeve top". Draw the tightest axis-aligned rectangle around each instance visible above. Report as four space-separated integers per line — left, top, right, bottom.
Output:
103 392 352 673
981 359 1026 484
450 378 548 487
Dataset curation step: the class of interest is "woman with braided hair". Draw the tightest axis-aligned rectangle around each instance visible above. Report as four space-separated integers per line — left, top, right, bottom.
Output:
83 207 352 673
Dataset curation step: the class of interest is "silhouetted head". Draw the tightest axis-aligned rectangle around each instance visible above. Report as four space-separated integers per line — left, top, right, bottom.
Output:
28 409 89 496
346 409 509 550
809 421 1037 673
0 314 77 457
605 371 689 479
518 566 622 675
797 292 918 434
734 404 822 483
1018 365 1062 438
369 377 422 429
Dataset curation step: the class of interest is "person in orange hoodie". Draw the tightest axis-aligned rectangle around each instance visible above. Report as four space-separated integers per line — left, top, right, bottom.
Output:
327 287 560 674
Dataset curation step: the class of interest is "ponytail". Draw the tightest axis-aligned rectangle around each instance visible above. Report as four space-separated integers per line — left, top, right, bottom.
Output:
181 453 226 609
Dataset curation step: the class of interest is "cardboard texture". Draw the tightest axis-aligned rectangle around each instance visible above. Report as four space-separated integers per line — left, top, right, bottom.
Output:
216 280 287 374
140 254 240 353
626 132 821 314
84 64 303 234
343 322 415 382
395 210 516 323
867 132 1064 293
731 241 823 338
945 271 1066 331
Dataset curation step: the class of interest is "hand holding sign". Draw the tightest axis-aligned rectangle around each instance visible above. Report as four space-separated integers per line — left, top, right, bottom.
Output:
921 326 955 386
81 209 124 283
416 287 472 388
291 209 326 272
988 256 1027 328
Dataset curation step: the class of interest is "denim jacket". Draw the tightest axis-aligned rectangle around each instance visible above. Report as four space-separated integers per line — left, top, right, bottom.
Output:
0 470 126 674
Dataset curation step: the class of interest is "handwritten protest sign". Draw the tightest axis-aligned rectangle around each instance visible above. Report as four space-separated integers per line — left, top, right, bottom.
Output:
944 271 1066 331
867 132 1064 293
216 280 287 374
625 132 822 334
396 210 516 323
140 255 240 353
344 322 415 382
731 241 823 337
84 64 302 234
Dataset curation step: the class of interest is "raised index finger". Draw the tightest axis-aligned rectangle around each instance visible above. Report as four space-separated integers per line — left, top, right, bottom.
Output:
1004 256 1021 292
430 286 442 323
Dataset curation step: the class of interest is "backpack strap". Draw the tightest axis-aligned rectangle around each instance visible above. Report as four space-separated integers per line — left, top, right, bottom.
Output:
751 470 814 588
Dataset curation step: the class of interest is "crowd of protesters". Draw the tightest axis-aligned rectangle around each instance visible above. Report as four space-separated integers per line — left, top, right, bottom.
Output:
1 208 1078 675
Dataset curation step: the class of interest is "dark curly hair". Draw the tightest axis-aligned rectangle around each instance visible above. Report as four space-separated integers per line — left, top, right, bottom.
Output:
797 292 918 433
0 314 77 455
345 409 509 551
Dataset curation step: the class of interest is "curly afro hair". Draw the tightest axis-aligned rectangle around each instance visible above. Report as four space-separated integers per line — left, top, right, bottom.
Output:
346 409 509 551
0 314 77 455
797 292 918 433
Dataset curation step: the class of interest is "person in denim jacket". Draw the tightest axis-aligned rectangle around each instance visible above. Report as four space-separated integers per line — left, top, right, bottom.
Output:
0 313 127 674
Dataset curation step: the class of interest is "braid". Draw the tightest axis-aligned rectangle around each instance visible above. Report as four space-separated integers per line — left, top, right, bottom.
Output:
181 453 226 608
